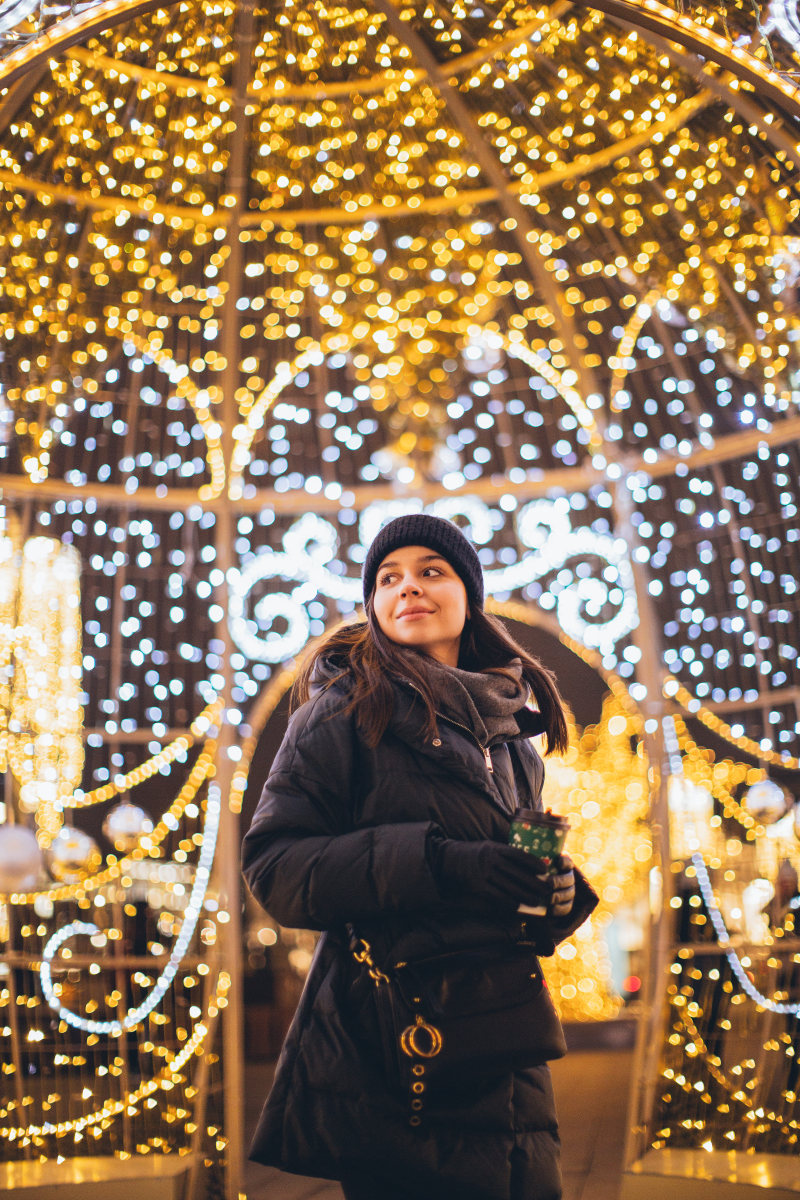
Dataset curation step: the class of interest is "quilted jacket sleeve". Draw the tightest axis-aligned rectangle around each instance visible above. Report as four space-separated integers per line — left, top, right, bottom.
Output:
241 692 444 930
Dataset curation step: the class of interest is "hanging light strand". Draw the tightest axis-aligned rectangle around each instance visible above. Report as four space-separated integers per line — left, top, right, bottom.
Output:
63 698 222 810
40 779 222 1034
0 970 230 1140
0 740 216 904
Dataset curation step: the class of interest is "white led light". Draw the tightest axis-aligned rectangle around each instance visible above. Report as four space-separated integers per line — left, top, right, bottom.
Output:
691 851 800 1016
229 499 639 662
0 0 39 36
665 719 800 1015
40 782 220 1034
764 0 800 54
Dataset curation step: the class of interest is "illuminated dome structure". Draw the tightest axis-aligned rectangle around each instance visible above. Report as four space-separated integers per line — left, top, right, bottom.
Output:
0 0 799 1196
0 0 798 752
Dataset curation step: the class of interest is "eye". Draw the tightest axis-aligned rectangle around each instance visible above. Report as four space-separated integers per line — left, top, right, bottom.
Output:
422 566 443 577
377 570 396 586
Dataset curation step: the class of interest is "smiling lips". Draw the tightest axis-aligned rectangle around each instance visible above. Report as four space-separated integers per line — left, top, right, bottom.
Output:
397 607 435 620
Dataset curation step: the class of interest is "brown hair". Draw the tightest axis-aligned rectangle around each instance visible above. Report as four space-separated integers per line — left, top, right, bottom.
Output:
292 600 568 755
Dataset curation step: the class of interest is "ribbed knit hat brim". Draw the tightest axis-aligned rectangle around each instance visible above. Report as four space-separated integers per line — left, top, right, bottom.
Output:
362 514 484 609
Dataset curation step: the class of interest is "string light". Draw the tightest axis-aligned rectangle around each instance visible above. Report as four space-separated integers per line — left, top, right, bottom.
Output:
669 712 766 838
542 694 652 1019
650 714 800 1158
0 0 39 40
0 746 224 1162
113 329 227 502
64 698 222 810
0 740 215 903
690 851 800 1016
0 971 230 1141
764 0 800 55
665 676 800 771
0 518 83 839
673 1008 800 1147
40 781 220 1033
229 498 639 661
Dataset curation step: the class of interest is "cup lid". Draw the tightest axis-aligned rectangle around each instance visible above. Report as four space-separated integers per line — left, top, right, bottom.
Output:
512 808 569 828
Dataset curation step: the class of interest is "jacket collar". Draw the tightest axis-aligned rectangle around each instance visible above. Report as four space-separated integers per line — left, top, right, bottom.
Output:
387 679 545 806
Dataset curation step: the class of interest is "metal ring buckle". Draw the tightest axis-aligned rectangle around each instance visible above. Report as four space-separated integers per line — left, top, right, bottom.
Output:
400 1015 443 1059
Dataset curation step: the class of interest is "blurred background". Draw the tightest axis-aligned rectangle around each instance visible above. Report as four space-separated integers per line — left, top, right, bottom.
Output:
1 0 800 1196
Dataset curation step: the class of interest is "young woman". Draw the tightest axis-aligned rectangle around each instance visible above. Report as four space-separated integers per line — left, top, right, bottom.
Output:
242 513 598 1200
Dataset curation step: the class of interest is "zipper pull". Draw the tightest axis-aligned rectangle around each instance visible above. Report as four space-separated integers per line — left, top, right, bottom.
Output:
483 746 493 773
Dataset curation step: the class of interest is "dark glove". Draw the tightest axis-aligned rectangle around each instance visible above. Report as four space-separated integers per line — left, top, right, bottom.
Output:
544 865 599 950
549 853 576 918
435 839 555 909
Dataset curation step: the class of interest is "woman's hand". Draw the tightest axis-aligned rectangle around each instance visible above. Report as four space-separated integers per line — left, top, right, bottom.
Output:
548 853 575 919
435 839 556 908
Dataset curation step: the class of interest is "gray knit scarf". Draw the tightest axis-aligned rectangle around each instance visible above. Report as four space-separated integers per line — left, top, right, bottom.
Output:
418 655 529 745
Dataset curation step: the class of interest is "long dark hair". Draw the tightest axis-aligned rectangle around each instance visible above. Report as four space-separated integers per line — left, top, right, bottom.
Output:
292 599 569 755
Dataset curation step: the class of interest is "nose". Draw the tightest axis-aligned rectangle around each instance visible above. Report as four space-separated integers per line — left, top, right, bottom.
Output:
399 576 422 596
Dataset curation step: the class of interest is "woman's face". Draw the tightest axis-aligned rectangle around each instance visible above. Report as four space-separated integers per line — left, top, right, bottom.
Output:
372 544 468 667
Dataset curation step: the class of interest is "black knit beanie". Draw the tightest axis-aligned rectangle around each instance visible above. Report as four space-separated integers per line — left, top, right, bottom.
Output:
362 514 484 609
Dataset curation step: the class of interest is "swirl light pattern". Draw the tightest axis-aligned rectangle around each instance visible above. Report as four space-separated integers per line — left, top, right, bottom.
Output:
228 497 638 662
39 780 220 1035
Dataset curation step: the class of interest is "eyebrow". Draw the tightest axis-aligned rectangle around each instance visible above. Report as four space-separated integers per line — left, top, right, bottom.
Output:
377 553 449 571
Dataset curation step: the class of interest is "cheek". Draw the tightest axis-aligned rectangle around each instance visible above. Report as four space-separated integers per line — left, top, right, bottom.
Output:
447 589 468 628
372 593 392 630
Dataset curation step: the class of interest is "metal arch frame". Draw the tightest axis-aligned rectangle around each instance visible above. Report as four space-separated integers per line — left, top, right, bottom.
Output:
2 412 800 512
1 0 798 232
0 0 180 89
2 0 799 114
2 1 799 1192
2 0 799 124
602 13 800 165
60 5 575 100
586 0 800 122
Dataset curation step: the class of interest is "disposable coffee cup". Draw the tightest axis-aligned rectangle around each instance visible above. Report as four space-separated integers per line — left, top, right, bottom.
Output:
508 808 570 915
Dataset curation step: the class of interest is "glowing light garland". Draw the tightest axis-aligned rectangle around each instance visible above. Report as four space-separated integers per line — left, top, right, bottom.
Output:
0 741 215 904
0 524 83 840
0 970 230 1140
229 343 327 500
0 0 38 37
670 713 765 839
666 1007 800 1147
116 329 227 502
228 499 639 662
764 0 800 55
689 850 800 1017
64 698 221 809
39 780 221 1034
664 676 800 771
664 716 800 1018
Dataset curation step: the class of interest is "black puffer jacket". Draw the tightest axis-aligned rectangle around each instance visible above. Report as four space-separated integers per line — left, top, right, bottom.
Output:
242 671 597 1200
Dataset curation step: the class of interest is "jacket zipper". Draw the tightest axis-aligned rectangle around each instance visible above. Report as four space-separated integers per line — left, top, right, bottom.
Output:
406 682 494 773
436 713 494 774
